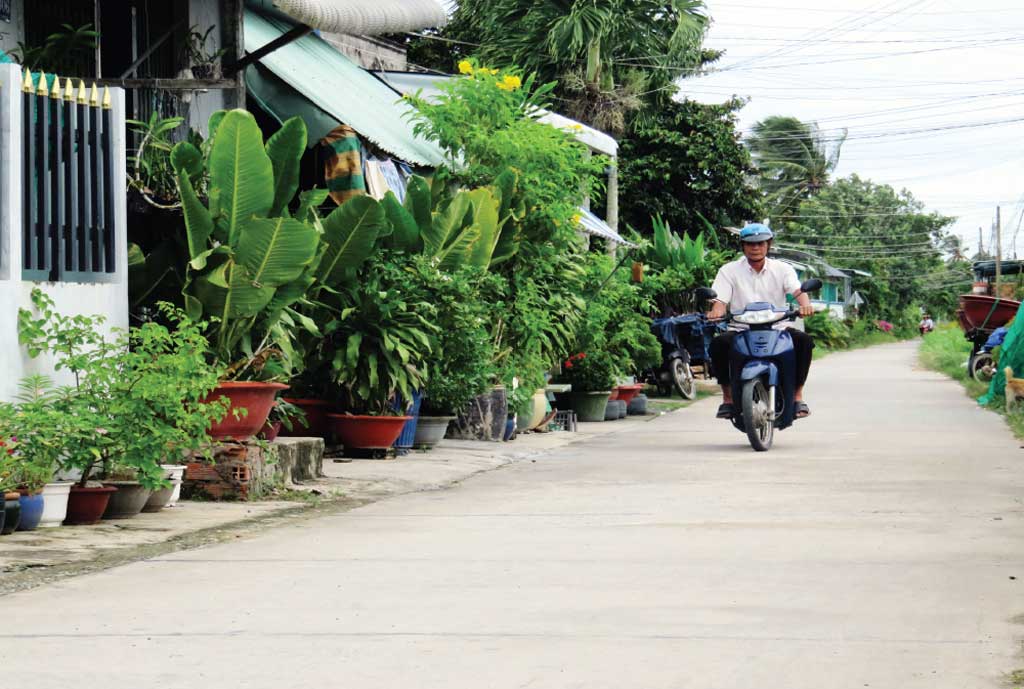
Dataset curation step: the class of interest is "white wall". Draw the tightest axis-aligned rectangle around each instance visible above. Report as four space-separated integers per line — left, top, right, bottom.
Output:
0 63 128 402
0 0 23 57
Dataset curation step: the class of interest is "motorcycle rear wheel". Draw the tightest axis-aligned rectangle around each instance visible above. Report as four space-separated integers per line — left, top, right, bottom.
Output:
742 379 774 452
970 352 995 382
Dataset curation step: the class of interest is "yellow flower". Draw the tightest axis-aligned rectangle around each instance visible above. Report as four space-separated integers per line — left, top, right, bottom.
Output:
572 213 582 225
458 60 474 75
485 68 499 75
496 74 522 91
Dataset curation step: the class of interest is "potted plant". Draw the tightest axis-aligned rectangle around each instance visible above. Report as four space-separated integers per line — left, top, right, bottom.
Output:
183 25 226 79
18 293 229 524
259 399 307 442
171 110 321 438
323 257 438 452
413 263 500 448
0 376 66 531
555 351 618 422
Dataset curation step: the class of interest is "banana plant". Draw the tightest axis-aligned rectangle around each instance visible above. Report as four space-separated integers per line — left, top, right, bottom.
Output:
646 214 707 271
171 109 383 380
378 173 512 272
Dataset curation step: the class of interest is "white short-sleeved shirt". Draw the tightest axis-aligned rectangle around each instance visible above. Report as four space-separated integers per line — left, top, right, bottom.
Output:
711 257 802 329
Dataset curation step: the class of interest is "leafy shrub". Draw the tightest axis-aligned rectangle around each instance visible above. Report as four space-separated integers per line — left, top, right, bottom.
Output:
556 351 618 392
15 290 227 489
804 312 851 350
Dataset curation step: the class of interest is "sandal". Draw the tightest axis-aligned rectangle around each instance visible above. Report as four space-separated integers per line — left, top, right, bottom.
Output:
716 403 735 419
795 401 810 418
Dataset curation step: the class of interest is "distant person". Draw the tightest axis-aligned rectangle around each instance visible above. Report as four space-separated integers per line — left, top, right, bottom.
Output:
919 314 935 335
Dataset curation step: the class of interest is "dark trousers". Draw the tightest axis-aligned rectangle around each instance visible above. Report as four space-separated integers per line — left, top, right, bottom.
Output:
708 328 814 387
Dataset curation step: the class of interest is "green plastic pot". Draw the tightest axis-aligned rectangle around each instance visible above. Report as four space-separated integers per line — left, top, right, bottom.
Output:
569 391 612 422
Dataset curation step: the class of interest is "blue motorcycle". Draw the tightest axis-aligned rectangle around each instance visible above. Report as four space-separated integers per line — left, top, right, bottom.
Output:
698 279 822 452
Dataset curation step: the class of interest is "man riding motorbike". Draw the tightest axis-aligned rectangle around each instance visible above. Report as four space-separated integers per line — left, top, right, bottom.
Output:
706 223 816 420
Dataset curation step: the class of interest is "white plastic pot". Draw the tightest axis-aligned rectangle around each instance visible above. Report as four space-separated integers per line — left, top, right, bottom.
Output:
161 465 188 507
39 482 72 528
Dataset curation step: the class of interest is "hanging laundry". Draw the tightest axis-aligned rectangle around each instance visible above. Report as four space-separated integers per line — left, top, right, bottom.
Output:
320 125 365 205
363 159 391 201
377 159 407 203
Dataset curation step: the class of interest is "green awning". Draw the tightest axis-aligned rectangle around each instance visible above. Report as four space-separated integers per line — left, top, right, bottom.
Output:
244 9 445 167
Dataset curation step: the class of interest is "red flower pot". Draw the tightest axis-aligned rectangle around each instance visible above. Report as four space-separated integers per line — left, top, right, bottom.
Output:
615 384 645 406
204 382 289 440
327 414 412 450
280 398 332 438
607 389 620 401
64 485 117 526
259 421 283 441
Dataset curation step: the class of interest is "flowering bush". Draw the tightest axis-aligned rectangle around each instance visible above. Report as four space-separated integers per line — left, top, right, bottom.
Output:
556 350 617 392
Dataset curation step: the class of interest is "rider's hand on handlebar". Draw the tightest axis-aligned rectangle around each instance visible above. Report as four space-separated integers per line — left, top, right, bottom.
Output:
798 303 815 318
706 300 728 322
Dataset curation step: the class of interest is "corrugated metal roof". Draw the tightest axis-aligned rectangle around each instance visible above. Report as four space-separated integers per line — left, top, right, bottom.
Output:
374 71 618 157
578 208 636 247
245 10 445 166
246 0 446 35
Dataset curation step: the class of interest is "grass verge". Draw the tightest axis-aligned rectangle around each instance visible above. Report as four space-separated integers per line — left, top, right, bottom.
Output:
814 331 915 360
646 389 714 413
919 323 1024 440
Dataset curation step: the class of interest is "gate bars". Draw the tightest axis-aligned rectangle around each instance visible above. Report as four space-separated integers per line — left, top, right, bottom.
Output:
21 70 115 282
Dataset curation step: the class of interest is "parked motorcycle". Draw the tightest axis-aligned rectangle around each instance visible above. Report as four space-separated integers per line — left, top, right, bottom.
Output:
646 312 725 399
699 279 823 452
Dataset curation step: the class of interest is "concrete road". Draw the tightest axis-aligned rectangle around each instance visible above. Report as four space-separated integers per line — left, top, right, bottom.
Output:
2 342 1023 688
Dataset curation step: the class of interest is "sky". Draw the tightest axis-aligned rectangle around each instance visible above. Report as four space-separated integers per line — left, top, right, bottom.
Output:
686 0 1024 259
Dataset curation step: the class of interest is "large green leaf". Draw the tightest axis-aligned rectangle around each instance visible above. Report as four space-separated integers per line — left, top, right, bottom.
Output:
381 191 420 252
265 116 307 217
235 216 319 287
315 196 385 287
296 189 330 224
193 261 275 321
425 193 472 256
404 175 433 236
208 110 273 245
174 162 214 265
465 188 501 268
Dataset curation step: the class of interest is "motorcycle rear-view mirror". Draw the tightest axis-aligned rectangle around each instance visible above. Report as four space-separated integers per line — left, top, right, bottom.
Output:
800 278 823 294
695 287 717 302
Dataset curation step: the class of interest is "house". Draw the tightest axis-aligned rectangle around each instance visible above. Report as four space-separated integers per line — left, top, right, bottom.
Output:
0 0 448 402
772 246 869 319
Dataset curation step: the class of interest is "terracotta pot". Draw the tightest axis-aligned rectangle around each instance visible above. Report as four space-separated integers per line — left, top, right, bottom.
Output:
279 398 332 438
615 384 645 406
327 414 412 450
259 421 283 441
65 485 117 526
204 382 289 440
102 481 152 519
39 482 72 528
17 492 45 531
2 491 21 534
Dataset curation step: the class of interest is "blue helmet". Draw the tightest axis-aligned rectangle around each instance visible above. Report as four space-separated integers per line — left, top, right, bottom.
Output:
739 223 774 243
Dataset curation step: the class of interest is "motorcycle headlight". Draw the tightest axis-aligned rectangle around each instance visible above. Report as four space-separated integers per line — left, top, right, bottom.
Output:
732 309 781 325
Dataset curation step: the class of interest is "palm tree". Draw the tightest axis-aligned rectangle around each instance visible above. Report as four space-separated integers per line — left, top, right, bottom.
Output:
447 0 710 134
747 116 846 221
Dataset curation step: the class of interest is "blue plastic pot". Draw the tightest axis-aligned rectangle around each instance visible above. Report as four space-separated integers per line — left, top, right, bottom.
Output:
503 415 516 441
392 390 423 451
17 492 44 531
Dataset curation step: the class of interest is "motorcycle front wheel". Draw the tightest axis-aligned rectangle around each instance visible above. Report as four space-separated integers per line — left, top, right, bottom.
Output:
742 379 774 452
970 352 996 382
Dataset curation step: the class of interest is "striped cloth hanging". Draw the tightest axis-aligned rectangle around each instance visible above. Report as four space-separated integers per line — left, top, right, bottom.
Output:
320 124 366 205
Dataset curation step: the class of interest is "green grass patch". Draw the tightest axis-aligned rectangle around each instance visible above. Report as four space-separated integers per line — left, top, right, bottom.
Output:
919 324 1024 439
647 388 714 413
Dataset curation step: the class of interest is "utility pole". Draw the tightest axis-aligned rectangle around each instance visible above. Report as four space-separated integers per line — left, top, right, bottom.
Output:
979 227 984 257
996 206 1003 296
